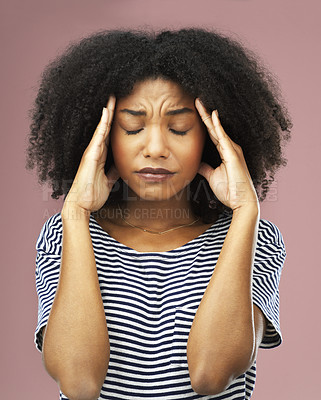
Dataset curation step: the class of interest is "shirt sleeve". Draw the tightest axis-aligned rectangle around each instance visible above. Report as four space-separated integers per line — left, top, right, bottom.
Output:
34 213 63 353
252 219 286 349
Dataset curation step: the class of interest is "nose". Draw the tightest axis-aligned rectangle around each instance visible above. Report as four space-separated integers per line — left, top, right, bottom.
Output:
142 126 170 159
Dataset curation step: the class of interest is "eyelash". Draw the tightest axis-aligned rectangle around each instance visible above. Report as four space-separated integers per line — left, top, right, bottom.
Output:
125 128 188 136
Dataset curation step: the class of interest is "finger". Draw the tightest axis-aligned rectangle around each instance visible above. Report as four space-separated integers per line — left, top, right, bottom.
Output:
195 99 219 146
93 107 109 143
211 118 249 173
105 95 116 145
106 95 116 131
196 98 234 143
106 95 116 117
211 109 226 141
99 138 108 164
211 109 244 154
96 95 115 133
196 99 243 160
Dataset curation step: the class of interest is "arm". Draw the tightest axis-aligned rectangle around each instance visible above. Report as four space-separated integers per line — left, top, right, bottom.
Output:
189 100 268 395
41 97 119 400
42 212 109 400
187 207 266 395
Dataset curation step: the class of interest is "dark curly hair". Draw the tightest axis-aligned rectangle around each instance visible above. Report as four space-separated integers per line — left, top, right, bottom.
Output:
25 28 292 222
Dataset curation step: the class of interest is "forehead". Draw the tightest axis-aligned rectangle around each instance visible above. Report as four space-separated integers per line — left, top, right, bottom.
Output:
117 78 194 108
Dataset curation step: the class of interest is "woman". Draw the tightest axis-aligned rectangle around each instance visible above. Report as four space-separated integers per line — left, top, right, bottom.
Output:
26 29 292 400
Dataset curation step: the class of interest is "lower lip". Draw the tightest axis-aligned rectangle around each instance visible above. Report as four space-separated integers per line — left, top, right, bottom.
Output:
136 172 175 182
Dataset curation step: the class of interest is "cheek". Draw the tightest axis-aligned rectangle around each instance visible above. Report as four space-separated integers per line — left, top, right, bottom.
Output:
183 134 205 171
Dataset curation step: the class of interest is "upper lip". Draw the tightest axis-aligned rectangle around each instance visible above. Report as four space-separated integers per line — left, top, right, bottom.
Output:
137 167 174 174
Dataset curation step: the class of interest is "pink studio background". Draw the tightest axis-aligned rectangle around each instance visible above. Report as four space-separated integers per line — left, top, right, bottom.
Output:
1 0 320 399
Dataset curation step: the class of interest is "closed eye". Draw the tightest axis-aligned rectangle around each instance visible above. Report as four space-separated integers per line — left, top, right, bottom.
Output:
170 128 188 136
125 129 143 135
124 128 189 135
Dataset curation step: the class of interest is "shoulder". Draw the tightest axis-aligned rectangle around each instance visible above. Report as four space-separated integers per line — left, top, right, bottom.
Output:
36 212 63 253
212 212 286 257
257 218 285 250
254 218 287 269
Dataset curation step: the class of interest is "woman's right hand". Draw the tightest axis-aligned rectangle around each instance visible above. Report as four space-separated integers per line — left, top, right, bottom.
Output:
62 96 120 219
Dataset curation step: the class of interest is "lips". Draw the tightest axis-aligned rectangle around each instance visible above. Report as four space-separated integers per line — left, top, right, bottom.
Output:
137 167 174 174
135 167 175 182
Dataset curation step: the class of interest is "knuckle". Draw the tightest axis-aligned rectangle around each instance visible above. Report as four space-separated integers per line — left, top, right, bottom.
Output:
97 124 107 134
233 142 242 151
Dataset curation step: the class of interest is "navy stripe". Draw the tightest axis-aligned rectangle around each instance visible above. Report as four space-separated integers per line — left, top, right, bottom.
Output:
34 211 285 399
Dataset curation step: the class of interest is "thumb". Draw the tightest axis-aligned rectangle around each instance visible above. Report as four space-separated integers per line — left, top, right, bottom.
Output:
198 162 213 182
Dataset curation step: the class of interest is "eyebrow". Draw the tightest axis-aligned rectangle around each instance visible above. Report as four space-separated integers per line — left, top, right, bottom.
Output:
119 107 194 116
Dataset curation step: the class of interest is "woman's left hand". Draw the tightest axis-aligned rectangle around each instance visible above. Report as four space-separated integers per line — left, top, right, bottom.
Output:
195 98 259 213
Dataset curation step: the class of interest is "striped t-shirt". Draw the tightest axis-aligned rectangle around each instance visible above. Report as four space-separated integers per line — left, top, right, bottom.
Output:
34 210 286 400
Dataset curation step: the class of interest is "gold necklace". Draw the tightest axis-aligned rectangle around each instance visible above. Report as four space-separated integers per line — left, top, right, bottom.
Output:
117 204 200 235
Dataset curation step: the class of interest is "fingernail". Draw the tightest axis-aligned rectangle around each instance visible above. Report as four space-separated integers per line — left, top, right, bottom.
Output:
214 109 219 117
102 107 107 118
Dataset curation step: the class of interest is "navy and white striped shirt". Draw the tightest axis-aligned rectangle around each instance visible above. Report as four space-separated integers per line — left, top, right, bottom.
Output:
34 210 286 399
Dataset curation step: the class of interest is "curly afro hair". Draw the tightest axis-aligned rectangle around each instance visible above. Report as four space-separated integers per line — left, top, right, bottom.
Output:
25 28 292 221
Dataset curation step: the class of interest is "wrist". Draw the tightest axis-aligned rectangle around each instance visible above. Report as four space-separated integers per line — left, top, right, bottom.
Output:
61 204 91 223
232 202 260 221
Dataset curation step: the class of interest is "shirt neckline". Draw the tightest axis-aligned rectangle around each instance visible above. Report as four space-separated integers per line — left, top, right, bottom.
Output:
89 211 230 255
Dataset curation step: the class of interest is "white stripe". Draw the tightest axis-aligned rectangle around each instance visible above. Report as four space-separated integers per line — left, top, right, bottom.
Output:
34 211 285 399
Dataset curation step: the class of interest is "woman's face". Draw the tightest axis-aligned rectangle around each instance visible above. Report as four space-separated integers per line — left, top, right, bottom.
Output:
110 78 206 201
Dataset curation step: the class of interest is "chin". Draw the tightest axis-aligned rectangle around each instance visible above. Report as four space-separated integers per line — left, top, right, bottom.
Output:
127 185 188 203
119 178 191 203
132 191 173 202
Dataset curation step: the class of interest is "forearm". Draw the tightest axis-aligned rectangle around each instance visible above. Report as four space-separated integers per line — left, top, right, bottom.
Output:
42 207 109 398
187 206 259 394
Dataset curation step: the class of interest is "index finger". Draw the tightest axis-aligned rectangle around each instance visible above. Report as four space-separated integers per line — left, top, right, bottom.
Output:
105 95 116 145
195 98 219 146
195 98 242 162
92 95 116 147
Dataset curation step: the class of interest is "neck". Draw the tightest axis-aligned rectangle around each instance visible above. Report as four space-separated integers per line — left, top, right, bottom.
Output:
118 188 198 231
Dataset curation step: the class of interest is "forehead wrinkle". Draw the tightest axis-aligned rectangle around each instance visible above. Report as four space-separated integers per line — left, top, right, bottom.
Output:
141 94 175 118
158 94 189 117
128 84 184 118
122 97 175 119
119 84 194 119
